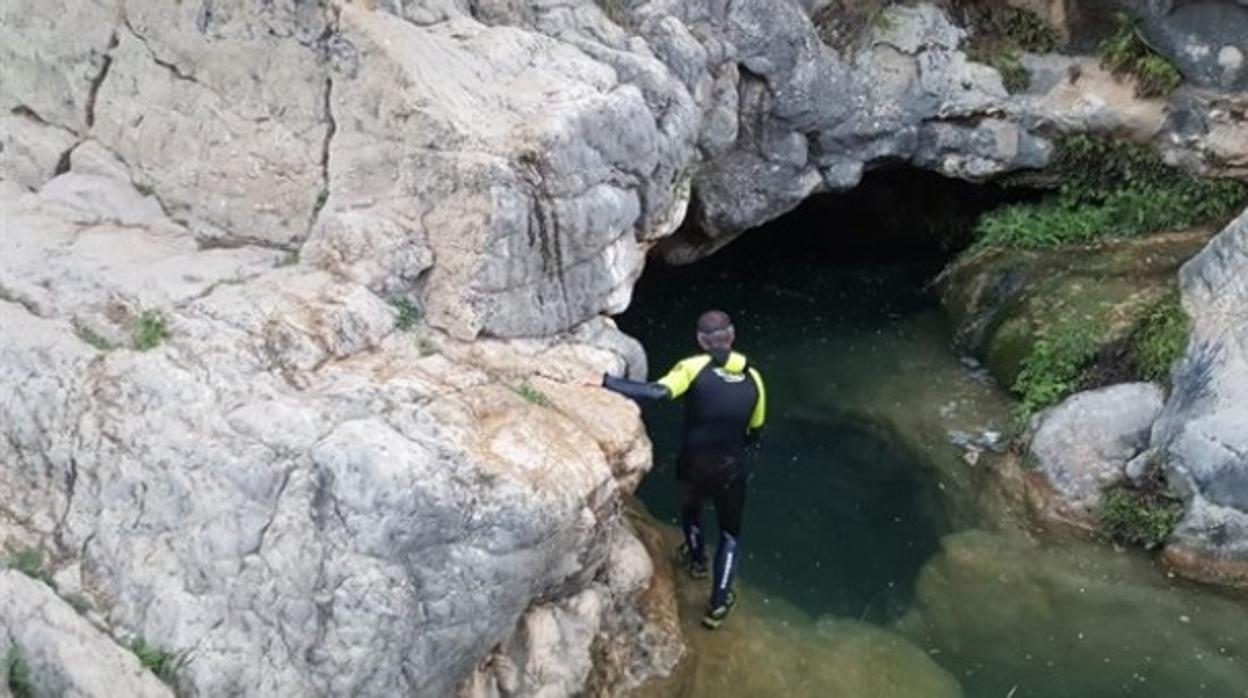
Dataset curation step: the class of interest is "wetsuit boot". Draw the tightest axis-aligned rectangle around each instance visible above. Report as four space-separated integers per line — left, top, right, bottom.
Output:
679 518 709 580
702 531 739 629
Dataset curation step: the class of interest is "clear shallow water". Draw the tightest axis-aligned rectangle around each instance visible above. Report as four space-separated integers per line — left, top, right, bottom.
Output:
618 210 1248 698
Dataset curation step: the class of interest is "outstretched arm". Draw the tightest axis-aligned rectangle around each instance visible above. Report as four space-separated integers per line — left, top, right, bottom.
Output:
602 374 671 401
602 356 707 402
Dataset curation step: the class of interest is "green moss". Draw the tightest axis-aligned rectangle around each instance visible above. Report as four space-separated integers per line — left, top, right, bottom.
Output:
389 296 421 332
1011 321 1099 420
972 135 1248 251
1099 481 1183 549
6 645 33 698
1098 13 1183 98
133 310 169 351
1131 296 1189 382
512 381 551 407
75 325 115 351
129 638 177 683
9 547 52 586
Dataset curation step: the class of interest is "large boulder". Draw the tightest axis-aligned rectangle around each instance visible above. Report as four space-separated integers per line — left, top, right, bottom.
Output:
1028 382 1166 516
1130 0 1248 91
0 570 174 698
1152 207 1248 585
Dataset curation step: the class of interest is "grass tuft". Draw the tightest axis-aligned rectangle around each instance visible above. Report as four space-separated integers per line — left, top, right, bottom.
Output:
75 325 115 351
961 4 1060 94
512 381 551 407
1099 479 1183 549
133 310 169 351
1131 296 1189 382
389 296 421 332
10 547 53 586
6 645 33 698
129 638 177 683
1098 13 1182 98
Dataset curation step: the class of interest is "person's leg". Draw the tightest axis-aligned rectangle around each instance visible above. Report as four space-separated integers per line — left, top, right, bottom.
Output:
677 452 709 578
709 468 747 609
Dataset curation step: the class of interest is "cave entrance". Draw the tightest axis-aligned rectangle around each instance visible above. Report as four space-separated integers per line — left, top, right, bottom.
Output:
616 168 1022 622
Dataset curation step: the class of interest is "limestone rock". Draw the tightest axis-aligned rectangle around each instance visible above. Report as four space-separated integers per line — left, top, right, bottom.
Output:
1131 0 1248 91
1028 383 1166 515
0 570 174 698
1153 207 1248 584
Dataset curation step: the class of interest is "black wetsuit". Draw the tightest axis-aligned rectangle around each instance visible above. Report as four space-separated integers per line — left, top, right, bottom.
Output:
604 350 766 606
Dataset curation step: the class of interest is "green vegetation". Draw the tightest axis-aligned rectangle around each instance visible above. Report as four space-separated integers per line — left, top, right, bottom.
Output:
1131 296 1189 382
313 188 329 213
276 249 300 267
1099 13 1182 98
417 336 438 357
390 296 421 331
75 325 115 351
129 638 177 683
10 547 53 586
1099 480 1183 549
6 645 33 698
512 381 551 407
973 135 1248 251
1011 321 1098 420
133 310 169 351
962 5 1059 93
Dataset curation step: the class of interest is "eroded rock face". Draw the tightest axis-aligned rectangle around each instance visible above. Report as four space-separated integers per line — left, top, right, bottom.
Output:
1153 207 1248 584
0 570 174 698
1028 383 1165 516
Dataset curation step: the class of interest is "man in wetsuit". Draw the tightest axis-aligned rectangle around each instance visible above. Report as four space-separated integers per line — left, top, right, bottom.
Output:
601 310 766 629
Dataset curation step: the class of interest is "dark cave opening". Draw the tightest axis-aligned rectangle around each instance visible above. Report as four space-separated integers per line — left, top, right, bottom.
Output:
617 167 1028 622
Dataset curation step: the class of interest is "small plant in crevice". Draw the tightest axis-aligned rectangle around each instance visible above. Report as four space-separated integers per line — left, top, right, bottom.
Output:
960 3 1060 93
9 547 53 586
416 336 438 357
276 249 300 268
313 187 329 214
1130 295 1189 383
133 310 169 351
1098 13 1182 98
594 0 634 28
1099 477 1183 550
129 637 177 683
971 134 1248 251
512 381 551 408
6 645 33 698
1011 321 1099 421
75 325 114 351
389 295 421 332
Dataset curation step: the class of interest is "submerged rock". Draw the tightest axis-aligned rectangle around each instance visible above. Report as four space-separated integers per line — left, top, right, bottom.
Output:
901 529 1248 697
1027 382 1165 517
631 519 965 698
1153 208 1248 586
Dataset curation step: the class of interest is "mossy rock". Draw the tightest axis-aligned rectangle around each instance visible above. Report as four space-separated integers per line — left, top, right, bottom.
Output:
938 230 1210 391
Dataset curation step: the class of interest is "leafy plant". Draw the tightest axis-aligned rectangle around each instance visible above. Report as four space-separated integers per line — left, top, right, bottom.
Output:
1099 480 1183 549
133 310 169 351
129 638 177 683
313 188 329 213
6 645 33 698
1011 322 1099 420
972 135 1248 251
75 325 114 351
1098 13 1182 98
1131 296 1189 382
389 296 421 332
512 381 551 407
